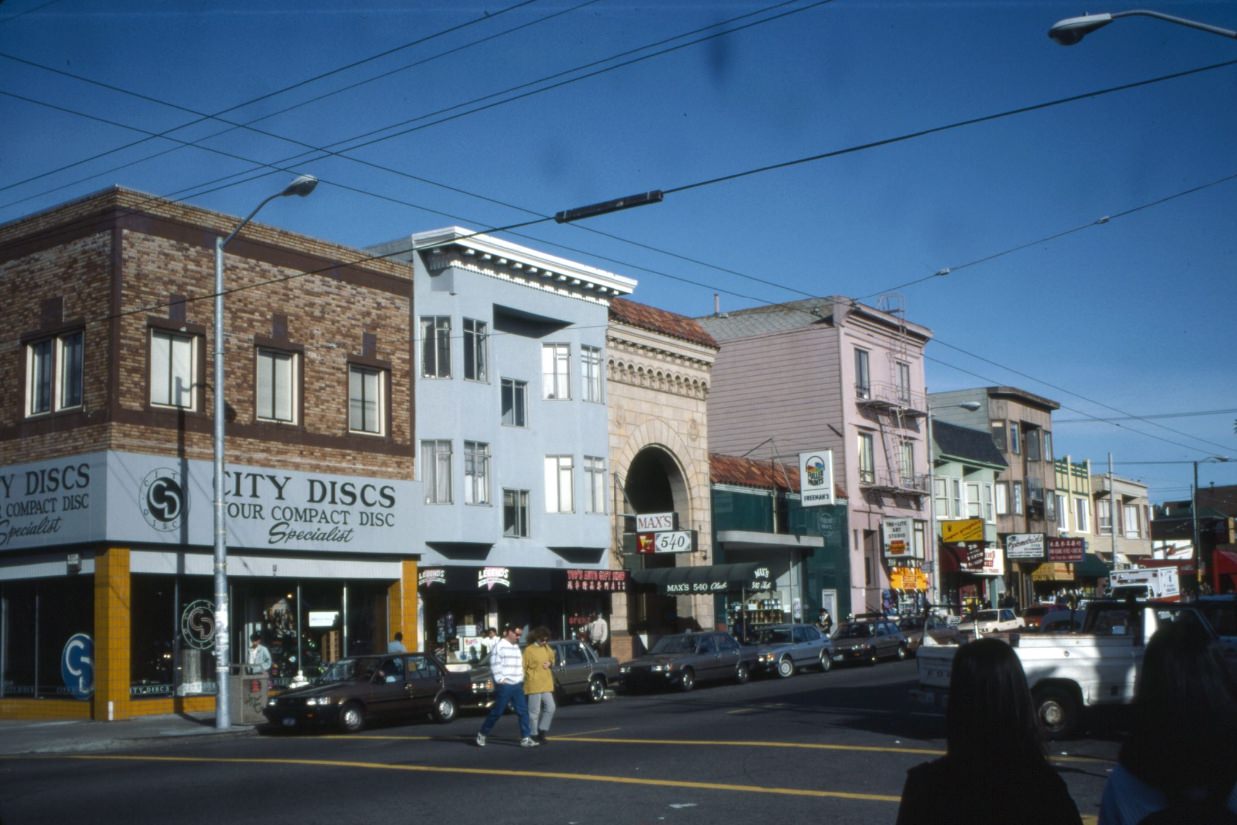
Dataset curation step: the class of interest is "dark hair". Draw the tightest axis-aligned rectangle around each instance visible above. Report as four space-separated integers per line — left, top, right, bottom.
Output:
250 632 262 643
1120 618 1237 798
393 632 403 641
530 626 551 643
501 623 522 634
946 638 1045 771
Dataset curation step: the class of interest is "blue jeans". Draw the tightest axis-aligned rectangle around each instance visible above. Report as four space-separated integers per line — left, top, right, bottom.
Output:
479 682 531 739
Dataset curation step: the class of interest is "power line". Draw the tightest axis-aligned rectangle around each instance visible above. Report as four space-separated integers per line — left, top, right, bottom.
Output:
1056 408 1237 423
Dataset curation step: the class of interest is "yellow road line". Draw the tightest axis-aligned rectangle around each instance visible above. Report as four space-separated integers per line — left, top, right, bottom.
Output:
315 734 1110 765
6 754 900 803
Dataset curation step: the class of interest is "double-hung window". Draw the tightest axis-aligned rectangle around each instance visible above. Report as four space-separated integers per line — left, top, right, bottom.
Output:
983 483 995 522
858 432 875 484
464 441 490 505
348 364 385 435
1097 498 1112 536
422 440 453 504
26 330 83 416
1012 481 1024 515
896 361 911 404
542 343 570 399
503 490 530 537
933 477 948 519
501 378 527 426
463 319 487 381
995 483 1009 515
966 482 982 519
584 456 606 514
544 456 574 513
949 479 962 518
899 441 914 485
256 348 297 423
151 329 197 409
1009 422 1021 455
420 316 451 378
581 345 603 403
854 349 870 399
1074 497 1091 533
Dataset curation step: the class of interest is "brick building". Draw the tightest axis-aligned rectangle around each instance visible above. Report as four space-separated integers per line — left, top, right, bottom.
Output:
0 188 415 720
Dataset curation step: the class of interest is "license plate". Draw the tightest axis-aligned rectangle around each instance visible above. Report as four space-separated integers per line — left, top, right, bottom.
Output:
281 717 297 727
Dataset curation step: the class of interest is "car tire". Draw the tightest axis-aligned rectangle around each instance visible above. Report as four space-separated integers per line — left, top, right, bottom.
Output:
433 693 458 724
735 662 750 684
339 701 365 733
776 657 795 679
1034 685 1079 739
678 668 695 692
588 676 607 703
818 651 833 672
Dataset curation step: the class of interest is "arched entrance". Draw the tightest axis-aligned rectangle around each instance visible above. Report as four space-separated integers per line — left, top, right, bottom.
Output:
623 446 697 647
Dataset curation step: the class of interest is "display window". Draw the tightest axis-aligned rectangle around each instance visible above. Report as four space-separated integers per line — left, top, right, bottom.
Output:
0 577 93 699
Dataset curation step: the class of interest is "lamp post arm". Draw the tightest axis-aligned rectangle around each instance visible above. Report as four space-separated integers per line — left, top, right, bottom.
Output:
1115 9 1237 40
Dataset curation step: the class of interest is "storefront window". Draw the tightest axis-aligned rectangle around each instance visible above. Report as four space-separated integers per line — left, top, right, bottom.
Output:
0 577 93 699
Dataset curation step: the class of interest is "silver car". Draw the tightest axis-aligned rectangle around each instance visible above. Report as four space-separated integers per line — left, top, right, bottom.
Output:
750 623 834 677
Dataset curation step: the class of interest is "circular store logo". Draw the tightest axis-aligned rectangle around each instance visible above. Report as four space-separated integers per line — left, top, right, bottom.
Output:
139 468 184 532
180 599 216 650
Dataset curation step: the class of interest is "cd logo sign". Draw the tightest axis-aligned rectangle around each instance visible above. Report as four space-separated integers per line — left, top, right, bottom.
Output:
140 468 184 531
180 599 216 649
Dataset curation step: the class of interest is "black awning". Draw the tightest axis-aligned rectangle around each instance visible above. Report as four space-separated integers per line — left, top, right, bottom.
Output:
630 562 774 596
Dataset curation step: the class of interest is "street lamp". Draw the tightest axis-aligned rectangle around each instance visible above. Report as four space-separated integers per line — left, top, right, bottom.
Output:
926 400 983 608
1192 455 1231 596
1049 10 1237 45
213 174 317 730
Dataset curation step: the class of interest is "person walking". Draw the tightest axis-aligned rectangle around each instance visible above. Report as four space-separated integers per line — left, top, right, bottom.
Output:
1098 619 1237 825
387 631 406 653
247 632 272 673
523 626 556 745
895 638 1081 825
475 624 538 748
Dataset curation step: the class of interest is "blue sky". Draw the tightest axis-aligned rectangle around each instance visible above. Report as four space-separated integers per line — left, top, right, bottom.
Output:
3 0 1235 501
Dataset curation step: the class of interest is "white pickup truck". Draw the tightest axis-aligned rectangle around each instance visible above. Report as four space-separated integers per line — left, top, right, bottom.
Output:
912 600 1216 738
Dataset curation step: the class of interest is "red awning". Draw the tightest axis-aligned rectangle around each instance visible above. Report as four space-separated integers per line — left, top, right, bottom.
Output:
1213 549 1237 593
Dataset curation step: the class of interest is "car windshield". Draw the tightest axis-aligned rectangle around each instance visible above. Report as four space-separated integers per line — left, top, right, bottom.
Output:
835 623 873 639
649 635 697 655
754 627 792 644
317 659 375 684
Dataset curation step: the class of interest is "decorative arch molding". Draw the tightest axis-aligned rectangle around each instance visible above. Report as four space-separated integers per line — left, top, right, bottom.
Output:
614 418 710 528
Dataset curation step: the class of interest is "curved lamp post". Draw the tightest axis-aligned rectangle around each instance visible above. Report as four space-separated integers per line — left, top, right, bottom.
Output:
214 174 317 730
1049 10 1237 45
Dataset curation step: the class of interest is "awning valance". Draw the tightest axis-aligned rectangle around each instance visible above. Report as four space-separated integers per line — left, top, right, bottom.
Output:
630 562 774 596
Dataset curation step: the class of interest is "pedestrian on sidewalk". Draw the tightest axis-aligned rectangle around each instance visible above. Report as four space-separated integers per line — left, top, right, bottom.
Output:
475 624 538 748
387 631 406 653
248 632 272 673
895 638 1081 825
523 626 556 744
588 613 608 655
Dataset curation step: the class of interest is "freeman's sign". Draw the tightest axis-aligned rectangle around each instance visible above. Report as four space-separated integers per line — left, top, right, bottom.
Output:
1005 533 1047 561
0 451 414 554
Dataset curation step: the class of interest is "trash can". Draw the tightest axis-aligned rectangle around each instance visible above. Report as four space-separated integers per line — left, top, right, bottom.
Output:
228 665 270 726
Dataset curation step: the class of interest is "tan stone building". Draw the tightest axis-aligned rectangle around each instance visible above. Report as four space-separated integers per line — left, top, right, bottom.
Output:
606 298 717 659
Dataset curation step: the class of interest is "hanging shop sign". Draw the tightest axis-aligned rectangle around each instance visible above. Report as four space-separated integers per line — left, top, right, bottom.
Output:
636 530 697 554
940 518 984 544
635 512 677 532
889 567 928 592
1005 533 1047 561
1047 537 1086 563
798 449 835 507
882 518 916 559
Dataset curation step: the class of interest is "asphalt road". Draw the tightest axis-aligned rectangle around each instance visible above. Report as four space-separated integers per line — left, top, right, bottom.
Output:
0 660 1121 825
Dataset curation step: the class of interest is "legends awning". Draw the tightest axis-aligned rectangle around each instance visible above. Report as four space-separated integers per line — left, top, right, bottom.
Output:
630 562 775 596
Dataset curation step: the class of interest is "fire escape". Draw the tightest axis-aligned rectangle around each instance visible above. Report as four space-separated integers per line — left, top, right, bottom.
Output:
857 294 929 498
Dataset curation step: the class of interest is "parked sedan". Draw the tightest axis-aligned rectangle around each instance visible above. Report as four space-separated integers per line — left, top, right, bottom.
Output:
831 619 910 664
957 608 1025 635
749 623 834 677
548 639 622 702
263 652 489 733
898 615 960 654
620 631 752 692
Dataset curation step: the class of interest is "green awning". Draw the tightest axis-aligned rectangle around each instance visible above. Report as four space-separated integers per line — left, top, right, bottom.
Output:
630 562 774 596
1074 552 1111 579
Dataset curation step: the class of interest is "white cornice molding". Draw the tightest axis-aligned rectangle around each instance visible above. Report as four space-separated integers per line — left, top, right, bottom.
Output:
409 226 637 298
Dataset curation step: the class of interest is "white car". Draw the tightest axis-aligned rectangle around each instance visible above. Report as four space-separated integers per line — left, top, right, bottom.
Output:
956 608 1025 635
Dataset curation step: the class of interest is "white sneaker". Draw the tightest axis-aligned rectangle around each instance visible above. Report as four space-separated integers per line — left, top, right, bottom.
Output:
520 737 540 748
475 732 486 747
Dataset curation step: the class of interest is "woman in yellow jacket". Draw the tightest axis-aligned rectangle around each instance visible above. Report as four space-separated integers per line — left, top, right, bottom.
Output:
523 626 556 744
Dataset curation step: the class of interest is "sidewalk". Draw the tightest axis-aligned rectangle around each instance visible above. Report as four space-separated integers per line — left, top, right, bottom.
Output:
0 712 257 756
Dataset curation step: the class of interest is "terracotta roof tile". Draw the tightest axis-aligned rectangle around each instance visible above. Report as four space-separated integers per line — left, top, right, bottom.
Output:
610 297 718 348
710 453 847 500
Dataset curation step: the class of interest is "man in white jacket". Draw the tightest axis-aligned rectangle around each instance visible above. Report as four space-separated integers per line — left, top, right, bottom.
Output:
475 624 538 748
